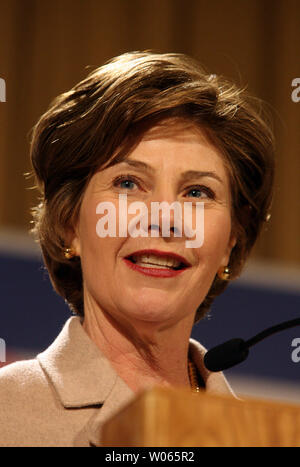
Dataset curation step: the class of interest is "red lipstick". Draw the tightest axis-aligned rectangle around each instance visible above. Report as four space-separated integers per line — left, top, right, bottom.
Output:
123 249 191 278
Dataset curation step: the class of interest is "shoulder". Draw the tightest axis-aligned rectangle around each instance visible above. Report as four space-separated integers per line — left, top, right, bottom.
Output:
0 358 56 446
0 358 46 395
0 358 52 410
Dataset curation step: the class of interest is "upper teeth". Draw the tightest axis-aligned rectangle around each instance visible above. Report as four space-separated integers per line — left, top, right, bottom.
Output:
131 254 182 269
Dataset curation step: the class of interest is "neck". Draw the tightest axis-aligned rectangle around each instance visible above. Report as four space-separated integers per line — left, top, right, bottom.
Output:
82 293 195 393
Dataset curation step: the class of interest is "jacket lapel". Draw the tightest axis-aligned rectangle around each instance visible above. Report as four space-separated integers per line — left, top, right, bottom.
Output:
37 316 121 408
37 316 135 446
86 375 135 447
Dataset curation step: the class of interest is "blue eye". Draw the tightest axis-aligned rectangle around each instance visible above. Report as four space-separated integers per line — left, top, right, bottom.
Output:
113 175 139 190
188 189 203 198
186 186 215 199
119 179 136 189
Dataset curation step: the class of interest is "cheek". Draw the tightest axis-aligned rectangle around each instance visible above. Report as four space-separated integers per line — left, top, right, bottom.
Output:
77 199 98 256
77 198 115 276
77 195 132 289
200 209 232 262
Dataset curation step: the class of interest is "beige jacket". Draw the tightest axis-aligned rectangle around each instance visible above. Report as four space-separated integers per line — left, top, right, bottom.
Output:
0 316 234 447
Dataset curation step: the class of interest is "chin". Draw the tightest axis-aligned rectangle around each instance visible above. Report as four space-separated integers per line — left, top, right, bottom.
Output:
119 295 181 325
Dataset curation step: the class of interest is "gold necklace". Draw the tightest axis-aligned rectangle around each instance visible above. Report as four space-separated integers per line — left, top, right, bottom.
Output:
188 358 201 393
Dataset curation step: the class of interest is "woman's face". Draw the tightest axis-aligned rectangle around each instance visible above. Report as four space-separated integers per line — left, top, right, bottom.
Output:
72 121 236 328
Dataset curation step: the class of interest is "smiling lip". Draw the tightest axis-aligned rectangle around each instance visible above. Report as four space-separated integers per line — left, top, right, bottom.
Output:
123 249 191 278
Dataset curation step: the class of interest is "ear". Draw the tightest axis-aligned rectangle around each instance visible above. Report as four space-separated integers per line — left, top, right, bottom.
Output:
65 226 81 257
220 233 237 267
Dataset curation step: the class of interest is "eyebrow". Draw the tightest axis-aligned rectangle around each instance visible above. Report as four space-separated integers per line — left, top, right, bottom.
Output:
120 160 223 184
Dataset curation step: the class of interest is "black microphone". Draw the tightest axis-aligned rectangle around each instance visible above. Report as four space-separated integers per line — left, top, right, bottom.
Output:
204 317 300 372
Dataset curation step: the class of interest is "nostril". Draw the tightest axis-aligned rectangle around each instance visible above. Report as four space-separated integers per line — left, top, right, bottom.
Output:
149 224 160 232
170 226 181 235
148 225 181 236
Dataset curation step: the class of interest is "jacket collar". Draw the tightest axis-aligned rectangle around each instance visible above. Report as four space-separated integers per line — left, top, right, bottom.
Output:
37 316 124 408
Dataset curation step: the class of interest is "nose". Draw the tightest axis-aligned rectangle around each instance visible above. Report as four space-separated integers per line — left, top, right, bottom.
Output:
146 184 183 238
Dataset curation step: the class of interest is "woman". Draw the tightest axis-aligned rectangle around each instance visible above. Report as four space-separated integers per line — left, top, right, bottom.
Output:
0 52 274 447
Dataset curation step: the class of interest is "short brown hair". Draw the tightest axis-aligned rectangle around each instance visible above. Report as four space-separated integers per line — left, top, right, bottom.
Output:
30 51 275 321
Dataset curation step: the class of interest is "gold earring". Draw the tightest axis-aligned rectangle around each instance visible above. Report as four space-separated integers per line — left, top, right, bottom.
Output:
217 266 231 281
64 247 76 260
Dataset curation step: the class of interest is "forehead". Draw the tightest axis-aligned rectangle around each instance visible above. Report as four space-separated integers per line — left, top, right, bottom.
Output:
139 118 212 144
125 120 228 175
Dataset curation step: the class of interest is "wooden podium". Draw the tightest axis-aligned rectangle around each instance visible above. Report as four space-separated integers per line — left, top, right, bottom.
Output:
102 387 300 447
